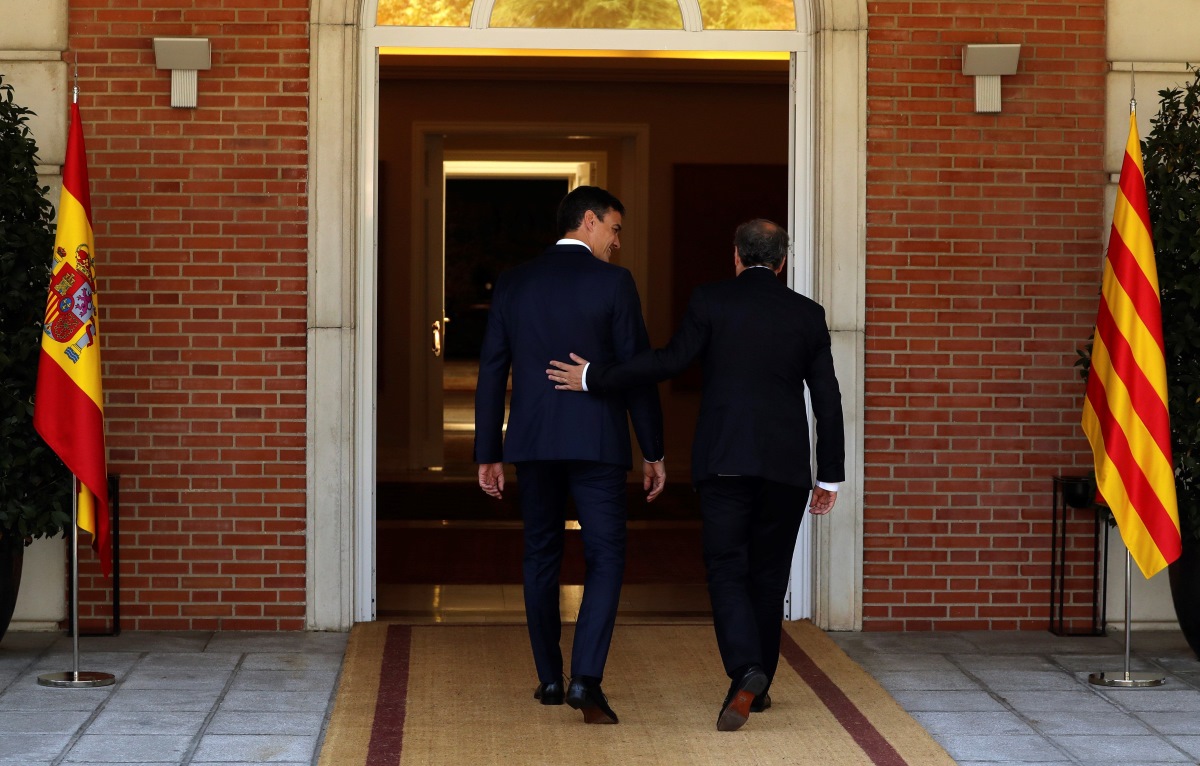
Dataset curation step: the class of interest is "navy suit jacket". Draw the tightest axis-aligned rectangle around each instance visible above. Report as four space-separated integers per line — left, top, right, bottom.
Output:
473 244 663 468
585 267 844 489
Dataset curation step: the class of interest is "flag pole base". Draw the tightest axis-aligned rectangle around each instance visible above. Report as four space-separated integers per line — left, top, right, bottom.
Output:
37 671 115 689
1088 671 1165 688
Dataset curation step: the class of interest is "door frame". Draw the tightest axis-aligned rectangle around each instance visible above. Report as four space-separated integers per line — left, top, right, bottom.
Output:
362 48 808 623
305 0 868 630
398 124 650 475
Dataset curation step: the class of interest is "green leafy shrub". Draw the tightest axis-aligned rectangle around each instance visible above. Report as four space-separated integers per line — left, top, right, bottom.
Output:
0 74 70 543
1145 68 1200 542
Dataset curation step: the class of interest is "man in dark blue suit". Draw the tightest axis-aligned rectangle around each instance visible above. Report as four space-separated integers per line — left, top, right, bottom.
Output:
474 186 665 725
547 219 845 732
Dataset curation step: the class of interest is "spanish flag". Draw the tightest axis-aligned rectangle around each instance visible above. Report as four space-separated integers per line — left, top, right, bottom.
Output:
1082 109 1181 579
33 101 111 576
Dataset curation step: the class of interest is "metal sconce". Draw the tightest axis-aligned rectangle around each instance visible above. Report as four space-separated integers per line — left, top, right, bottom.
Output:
153 37 211 109
962 44 1021 113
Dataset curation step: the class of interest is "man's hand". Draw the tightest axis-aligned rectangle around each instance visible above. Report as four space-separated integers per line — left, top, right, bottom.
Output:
546 353 589 391
809 487 837 515
643 460 666 503
478 462 505 499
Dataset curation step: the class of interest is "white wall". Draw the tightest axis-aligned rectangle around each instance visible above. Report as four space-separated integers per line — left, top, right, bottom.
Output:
1104 533 1178 630
10 537 66 631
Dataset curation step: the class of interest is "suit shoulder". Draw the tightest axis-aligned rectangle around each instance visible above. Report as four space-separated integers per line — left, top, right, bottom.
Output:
583 259 638 291
586 257 633 277
494 249 566 286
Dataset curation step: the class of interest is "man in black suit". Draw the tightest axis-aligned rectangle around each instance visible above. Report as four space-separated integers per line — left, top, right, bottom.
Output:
546 219 844 732
475 186 665 725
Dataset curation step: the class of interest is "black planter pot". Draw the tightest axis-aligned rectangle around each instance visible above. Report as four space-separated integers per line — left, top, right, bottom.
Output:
1061 476 1096 509
0 534 24 643
1169 543 1200 660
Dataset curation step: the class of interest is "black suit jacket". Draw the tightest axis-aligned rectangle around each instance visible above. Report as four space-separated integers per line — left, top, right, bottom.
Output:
586 267 844 488
474 244 663 467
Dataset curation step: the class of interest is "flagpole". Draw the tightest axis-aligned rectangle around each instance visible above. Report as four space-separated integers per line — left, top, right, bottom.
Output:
1088 550 1165 687
71 482 78 673
37 480 114 688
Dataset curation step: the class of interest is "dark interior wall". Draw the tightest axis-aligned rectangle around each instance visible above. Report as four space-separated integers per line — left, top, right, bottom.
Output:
442 178 568 360
377 57 789 470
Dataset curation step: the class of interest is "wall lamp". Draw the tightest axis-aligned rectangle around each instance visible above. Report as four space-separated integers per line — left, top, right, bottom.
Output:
153 37 211 109
962 44 1021 113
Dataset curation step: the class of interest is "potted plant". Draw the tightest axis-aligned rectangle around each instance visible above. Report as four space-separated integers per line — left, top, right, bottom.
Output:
1145 69 1200 657
0 74 71 641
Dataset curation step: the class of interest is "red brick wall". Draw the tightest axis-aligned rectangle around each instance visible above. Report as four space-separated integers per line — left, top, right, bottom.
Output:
55 0 1110 632
863 1 1108 629
69 0 310 630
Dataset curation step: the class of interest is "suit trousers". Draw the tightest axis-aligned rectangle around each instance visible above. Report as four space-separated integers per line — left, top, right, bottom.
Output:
515 460 627 683
696 476 809 685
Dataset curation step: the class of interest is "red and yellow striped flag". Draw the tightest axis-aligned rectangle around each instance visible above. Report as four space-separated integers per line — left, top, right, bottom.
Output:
1082 110 1180 579
33 102 111 576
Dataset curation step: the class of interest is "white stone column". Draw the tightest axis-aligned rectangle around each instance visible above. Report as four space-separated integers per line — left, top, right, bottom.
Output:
306 0 360 630
2 0 69 632
811 2 868 631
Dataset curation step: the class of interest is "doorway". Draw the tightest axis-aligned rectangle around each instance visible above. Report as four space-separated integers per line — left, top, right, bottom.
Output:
372 52 789 619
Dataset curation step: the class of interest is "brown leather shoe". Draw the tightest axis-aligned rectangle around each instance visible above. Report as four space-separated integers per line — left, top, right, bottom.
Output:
717 666 768 731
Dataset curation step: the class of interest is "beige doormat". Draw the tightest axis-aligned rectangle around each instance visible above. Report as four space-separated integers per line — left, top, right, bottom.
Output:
318 621 955 766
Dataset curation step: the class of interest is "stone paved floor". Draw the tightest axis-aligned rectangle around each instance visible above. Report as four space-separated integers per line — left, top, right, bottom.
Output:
0 630 347 766
3 625 1198 764
831 628 1200 765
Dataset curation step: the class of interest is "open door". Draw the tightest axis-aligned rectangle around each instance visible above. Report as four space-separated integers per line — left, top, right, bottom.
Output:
785 51 814 620
408 132 446 470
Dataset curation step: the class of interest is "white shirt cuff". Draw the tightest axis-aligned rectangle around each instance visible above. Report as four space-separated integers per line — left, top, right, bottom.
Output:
581 362 590 392
816 481 840 492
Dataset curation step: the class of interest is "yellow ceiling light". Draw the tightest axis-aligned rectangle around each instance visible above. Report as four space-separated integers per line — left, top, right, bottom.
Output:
379 47 789 61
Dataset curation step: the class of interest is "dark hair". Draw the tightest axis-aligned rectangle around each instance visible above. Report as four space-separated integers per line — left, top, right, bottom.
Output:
734 219 789 269
556 186 625 237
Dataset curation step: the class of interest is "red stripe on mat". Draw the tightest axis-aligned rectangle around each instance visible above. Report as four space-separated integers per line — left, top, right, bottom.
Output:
366 624 412 766
779 630 909 766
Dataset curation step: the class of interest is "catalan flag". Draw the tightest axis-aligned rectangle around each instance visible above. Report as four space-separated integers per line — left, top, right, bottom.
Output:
1081 109 1180 579
33 101 111 576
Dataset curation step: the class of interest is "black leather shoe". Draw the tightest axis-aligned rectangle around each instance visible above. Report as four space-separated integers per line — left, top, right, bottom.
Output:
717 665 768 731
534 678 565 705
750 692 772 712
565 677 619 724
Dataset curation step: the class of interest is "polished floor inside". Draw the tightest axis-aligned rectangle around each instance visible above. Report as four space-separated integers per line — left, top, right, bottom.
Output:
378 583 714 623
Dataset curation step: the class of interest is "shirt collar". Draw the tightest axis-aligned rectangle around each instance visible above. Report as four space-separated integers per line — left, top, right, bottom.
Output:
557 238 591 252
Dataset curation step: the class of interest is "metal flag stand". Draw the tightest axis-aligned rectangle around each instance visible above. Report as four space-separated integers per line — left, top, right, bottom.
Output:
1088 550 1165 688
37 478 115 689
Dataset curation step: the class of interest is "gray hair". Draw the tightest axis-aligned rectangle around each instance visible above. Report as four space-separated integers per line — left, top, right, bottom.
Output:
734 219 789 269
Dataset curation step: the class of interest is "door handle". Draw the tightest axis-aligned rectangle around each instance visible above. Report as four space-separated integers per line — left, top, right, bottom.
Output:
432 317 450 357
